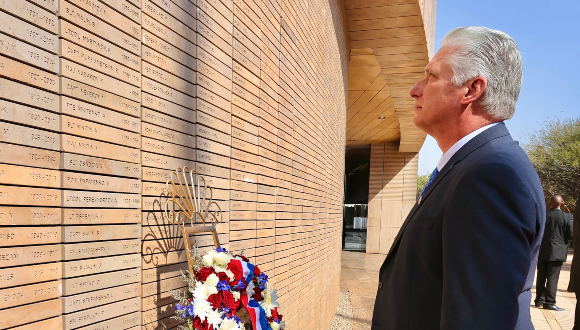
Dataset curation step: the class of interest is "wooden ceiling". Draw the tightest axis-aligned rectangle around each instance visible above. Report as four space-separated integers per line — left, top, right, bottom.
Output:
344 0 437 152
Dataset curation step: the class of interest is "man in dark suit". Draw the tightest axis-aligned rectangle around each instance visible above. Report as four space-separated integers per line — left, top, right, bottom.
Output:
371 26 545 330
568 197 580 329
534 195 573 310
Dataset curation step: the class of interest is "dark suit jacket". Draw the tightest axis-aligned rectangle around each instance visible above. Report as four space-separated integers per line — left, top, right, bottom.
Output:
371 123 545 330
568 198 580 293
538 208 572 262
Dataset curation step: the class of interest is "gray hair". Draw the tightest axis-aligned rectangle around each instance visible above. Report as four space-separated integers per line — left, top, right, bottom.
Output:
442 26 523 120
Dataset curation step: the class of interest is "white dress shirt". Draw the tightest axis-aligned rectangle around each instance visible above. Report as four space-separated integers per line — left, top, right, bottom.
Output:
436 123 498 171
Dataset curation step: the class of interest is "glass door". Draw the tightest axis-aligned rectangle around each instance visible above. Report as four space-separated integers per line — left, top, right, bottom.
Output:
342 204 368 251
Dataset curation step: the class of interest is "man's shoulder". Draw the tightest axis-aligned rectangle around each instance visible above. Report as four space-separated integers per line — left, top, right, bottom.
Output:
446 123 529 175
546 209 571 222
546 209 561 220
449 137 543 204
457 147 533 183
460 134 537 180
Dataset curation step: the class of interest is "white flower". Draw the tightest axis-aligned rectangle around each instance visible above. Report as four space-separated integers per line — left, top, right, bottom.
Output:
202 254 214 267
206 309 223 327
232 291 240 301
259 283 280 317
193 299 212 320
270 289 279 305
214 252 230 266
225 270 235 281
270 322 280 330
207 250 217 258
279 320 286 329
209 286 218 295
246 280 255 298
213 264 227 273
193 281 213 300
205 273 219 287
220 318 241 330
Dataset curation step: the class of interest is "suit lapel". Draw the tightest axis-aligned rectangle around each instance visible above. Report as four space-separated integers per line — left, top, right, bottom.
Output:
380 123 512 269
382 162 456 260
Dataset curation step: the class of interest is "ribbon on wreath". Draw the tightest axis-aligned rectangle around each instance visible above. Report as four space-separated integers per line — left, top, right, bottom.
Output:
228 258 255 284
231 257 271 330
241 294 271 330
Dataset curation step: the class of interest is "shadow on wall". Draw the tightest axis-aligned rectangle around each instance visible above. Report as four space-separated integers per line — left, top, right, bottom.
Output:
141 195 219 329
142 195 186 330
368 143 417 203
142 196 185 266
141 195 185 266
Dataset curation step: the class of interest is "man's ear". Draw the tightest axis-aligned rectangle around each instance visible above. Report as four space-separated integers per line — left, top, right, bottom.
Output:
461 76 487 105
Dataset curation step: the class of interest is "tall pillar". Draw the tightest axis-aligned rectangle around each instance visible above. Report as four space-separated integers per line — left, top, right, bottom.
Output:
366 142 418 254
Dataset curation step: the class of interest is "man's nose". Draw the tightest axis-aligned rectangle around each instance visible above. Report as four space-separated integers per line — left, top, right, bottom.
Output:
409 80 423 99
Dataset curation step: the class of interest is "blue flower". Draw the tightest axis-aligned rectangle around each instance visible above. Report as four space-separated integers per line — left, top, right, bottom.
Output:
259 273 268 282
217 280 231 291
176 303 183 310
216 246 227 253
187 305 194 316
259 285 265 290
235 279 247 290
221 307 231 314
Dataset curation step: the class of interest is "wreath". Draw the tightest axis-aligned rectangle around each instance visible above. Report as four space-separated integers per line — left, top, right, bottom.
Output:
172 247 285 330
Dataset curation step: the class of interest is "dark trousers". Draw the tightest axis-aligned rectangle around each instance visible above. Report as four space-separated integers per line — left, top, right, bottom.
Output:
535 260 563 305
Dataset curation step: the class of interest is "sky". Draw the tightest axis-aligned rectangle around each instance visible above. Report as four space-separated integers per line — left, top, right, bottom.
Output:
417 0 580 175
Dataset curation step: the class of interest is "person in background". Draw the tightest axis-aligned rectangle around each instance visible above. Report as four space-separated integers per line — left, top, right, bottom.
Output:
534 195 573 311
568 197 580 328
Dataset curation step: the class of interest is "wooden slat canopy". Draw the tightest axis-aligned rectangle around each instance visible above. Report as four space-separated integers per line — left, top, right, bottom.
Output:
345 0 437 152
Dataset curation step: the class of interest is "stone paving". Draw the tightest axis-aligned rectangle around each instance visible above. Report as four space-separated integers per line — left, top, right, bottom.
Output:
331 250 577 330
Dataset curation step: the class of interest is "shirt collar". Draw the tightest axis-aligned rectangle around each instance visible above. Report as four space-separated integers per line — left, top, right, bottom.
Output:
436 123 499 171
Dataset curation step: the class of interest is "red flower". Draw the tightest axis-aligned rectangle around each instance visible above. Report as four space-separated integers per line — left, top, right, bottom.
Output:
235 254 249 262
252 287 262 301
227 261 243 281
254 266 261 276
217 272 230 282
207 293 221 309
220 290 237 310
193 317 211 330
195 267 215 282
272 307 279 319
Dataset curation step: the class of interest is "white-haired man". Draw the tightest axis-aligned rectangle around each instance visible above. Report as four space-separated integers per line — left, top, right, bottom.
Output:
372 26 545 330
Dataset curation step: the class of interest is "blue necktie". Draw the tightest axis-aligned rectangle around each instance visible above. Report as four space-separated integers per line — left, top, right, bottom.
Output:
418 167 439 201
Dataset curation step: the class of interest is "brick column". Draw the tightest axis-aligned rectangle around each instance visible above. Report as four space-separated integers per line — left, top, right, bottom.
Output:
366 142 418 254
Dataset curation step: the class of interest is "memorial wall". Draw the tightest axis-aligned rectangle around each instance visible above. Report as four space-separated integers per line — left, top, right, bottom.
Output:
0 0 348 329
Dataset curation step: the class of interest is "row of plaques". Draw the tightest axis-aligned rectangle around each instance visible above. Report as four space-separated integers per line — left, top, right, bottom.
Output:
0 0 345 328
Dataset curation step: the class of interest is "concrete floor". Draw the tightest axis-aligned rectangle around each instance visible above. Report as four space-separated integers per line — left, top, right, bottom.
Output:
330 250 577 330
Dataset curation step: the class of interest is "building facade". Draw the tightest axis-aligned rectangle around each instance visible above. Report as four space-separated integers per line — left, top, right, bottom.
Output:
344 0 437 253
0 0 434 329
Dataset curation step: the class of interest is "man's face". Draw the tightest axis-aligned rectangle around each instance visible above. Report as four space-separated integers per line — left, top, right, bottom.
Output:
409 46 466 135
